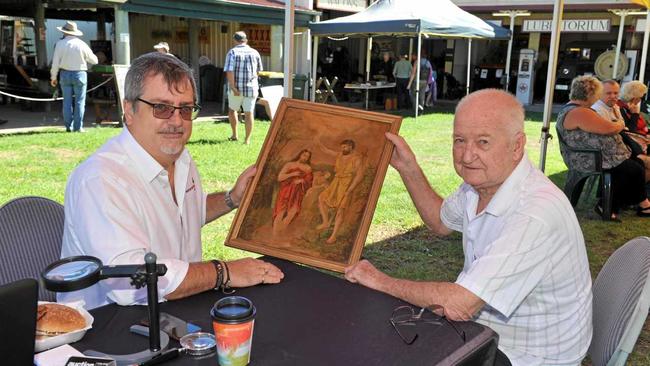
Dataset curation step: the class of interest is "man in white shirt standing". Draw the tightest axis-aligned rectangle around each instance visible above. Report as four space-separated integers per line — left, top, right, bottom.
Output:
50 21 98 132
60 52 283 310
345 89 593 366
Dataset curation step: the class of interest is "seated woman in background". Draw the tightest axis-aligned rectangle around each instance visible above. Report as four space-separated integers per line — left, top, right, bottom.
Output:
617 81 650 181
618 80 648 135
556 75 650 220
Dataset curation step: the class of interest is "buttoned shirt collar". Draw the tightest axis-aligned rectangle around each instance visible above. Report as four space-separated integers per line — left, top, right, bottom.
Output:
465 154 530 218
118 127 190 184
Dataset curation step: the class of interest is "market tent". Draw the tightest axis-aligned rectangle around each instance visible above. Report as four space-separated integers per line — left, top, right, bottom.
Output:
308 0 510 118
309 0 510 39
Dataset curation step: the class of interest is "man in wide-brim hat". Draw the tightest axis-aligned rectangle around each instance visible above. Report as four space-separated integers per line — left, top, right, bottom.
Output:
56 21 83 36
50 21 98 132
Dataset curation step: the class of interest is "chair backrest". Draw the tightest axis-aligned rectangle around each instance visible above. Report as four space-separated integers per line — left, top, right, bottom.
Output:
589 236 650 366
0 196 64 302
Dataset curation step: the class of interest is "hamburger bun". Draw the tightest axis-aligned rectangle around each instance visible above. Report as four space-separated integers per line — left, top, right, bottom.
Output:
36 303 86 334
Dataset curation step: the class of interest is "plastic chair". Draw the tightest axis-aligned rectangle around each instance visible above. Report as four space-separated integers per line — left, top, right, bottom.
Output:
0 196 64 301
556 127 613 221
589 236 650 366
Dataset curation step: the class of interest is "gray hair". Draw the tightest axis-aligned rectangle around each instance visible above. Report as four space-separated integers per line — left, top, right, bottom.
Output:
621 80 648 102
124 52 197 111
569 75 602 102
601 79 619 88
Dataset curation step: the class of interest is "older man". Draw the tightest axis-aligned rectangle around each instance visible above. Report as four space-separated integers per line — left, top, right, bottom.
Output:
345 89 592 366
592 79 624 123
60 53 283 310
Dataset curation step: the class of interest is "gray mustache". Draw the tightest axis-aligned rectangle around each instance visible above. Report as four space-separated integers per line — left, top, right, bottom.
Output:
159 127 185 134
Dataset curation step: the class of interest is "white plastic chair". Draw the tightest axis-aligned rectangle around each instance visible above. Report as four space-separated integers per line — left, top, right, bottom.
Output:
589 236 650 366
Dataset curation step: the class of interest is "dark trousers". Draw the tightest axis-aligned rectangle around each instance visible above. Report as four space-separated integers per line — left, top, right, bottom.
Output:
494 349 512 366
609 157 647 212
396 78 410 109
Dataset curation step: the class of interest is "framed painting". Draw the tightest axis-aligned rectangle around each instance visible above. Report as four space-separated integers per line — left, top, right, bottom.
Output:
226 98 402 272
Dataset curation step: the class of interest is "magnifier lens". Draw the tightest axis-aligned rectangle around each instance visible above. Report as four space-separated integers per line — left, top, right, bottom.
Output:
41 256 103 292
180 332 216 357
45 261 100 281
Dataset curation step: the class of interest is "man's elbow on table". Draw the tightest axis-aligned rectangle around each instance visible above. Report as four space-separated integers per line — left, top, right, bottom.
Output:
437 283 485 322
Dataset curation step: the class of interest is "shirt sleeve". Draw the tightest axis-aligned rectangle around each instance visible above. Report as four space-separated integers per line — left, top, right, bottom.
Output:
83 43 99 65
50 41 62 81
66 173 189 306
440 186 465 232
455 213 552 318
257 52 263 72
223 50 234 72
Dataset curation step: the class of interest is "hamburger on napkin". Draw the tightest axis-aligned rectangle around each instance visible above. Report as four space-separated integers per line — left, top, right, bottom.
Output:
36 303 86 335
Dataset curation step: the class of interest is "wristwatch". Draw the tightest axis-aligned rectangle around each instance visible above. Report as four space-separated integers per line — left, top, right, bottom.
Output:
224 190 237 210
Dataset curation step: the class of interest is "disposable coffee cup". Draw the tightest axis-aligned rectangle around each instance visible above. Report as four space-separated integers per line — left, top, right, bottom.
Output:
211 296 256 366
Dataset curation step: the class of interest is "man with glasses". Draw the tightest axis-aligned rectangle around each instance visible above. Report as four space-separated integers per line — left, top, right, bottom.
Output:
345 89 592 366
60 52 283 310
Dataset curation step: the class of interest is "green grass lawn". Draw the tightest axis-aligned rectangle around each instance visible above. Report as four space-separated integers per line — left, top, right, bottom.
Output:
1 109 649 364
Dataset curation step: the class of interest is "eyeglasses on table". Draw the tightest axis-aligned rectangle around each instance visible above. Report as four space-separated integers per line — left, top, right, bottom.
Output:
389 305 467 345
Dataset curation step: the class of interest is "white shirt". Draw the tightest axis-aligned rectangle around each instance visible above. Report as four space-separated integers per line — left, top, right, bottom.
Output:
60 128 207 310
592 99 621 122
50 36 98 80
440 155 593 366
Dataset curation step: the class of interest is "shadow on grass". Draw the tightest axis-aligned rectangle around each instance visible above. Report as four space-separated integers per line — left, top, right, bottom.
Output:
188 138 242 146
361 226 465 283
0 129 69 138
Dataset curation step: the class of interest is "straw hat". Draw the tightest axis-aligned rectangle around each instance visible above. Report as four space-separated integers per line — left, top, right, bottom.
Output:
57 21 83 36
153 41 170 52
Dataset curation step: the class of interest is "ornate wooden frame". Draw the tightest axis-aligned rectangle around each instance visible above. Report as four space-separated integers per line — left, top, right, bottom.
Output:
226 98 402 272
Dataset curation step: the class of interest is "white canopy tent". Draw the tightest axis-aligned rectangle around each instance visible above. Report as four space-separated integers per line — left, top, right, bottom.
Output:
308 0 510 119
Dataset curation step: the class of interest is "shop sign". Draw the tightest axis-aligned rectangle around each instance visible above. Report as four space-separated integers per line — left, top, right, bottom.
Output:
522 19 610 33
316 0 367 13
241 24 271 56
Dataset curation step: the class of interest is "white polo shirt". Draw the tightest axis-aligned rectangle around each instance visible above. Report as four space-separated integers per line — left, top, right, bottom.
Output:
60 128 207 310
440 155 592 366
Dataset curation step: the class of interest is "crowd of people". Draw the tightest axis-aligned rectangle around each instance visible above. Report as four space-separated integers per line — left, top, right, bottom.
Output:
372 51 438 111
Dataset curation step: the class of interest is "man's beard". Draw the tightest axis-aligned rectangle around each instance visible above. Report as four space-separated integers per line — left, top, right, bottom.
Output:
159 127 186 155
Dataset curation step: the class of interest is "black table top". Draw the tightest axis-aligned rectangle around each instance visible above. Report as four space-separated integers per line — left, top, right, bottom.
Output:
74 257 497 366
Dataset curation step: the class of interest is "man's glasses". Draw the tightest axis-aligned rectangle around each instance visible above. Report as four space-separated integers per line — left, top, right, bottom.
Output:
389 305 466 345
137 98 201 121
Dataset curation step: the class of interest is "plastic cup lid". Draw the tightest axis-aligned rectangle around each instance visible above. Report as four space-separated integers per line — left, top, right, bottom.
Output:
179 332 216 356
211 296 256 323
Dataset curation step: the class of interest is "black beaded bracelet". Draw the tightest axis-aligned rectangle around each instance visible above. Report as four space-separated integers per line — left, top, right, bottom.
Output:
211 260 224 290
221 261 234 294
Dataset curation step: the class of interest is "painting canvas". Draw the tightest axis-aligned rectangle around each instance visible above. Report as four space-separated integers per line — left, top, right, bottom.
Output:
226 98 402 272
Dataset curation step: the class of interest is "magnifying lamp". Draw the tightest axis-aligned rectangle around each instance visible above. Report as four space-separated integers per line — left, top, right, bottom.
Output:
41 253 170 366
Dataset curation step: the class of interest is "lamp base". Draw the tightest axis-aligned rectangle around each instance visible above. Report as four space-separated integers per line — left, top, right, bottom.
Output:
83 325 170 366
